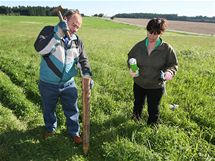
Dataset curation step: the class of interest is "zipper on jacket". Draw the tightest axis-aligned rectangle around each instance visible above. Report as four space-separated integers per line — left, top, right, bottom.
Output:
58 38 68 84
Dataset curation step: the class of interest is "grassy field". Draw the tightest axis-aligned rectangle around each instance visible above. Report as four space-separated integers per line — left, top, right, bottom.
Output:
0 16 214 161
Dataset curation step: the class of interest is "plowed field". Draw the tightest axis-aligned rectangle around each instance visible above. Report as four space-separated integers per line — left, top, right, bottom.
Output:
114 18 215 35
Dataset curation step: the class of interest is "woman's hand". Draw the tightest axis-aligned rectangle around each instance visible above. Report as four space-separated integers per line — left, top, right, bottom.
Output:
164 71 173 80
129 69 139 78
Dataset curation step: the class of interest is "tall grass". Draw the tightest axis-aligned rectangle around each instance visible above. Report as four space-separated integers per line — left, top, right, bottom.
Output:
0 16 214 161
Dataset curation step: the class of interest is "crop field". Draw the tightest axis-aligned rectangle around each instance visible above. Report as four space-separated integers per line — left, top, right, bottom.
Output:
114 18 215 35
0 16 215 161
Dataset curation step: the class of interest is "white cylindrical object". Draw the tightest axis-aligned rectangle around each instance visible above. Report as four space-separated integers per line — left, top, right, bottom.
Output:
129 58 137 65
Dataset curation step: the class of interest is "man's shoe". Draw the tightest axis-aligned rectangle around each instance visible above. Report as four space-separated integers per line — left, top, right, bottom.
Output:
43 131 55 140
72 135 82 144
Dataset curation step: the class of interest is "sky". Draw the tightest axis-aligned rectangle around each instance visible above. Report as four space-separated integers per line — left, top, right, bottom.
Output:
0 0 214 17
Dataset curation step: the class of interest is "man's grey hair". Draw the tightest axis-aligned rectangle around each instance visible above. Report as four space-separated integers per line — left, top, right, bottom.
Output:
63 9 80 19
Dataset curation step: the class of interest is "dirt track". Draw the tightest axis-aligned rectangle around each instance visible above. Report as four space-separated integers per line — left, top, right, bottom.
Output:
114 18 215 35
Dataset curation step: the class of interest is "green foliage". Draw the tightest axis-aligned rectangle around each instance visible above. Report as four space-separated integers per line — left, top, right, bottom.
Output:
102 137 162 161
0 104 26 132
0 16 214 161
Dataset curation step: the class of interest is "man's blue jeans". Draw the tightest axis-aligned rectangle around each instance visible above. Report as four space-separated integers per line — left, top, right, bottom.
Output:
39 80 80 137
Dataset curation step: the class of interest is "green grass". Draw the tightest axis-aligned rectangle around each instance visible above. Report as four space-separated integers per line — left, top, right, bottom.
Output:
0 16 214 161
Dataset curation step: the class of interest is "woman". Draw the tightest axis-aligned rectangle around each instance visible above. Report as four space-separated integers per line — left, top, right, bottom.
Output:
127 18 178 124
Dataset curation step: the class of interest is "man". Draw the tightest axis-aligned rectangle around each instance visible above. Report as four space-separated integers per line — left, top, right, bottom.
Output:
34 9 93 144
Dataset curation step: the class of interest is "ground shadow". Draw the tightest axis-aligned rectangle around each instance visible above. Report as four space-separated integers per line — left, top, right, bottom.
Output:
0 126 83 161
0 114 149 161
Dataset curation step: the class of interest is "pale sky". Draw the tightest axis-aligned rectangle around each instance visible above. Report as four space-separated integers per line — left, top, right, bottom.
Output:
0 0 214 17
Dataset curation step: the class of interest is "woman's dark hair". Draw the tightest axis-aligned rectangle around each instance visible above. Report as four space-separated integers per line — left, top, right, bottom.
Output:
146 18 167 34
63 9 80 20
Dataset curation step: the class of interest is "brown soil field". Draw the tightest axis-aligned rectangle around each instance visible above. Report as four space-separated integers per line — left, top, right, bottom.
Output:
114 18 215 36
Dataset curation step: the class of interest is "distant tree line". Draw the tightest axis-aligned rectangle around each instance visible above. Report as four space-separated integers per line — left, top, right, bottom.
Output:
112 13 215 23
0 6 55 16
0 5 85 17
93 13 104 17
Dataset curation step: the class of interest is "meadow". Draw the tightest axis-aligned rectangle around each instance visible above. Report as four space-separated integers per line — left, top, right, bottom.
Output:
0 16 214 161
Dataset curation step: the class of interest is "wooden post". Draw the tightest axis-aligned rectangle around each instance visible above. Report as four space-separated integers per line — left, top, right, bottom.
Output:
82 76 91 155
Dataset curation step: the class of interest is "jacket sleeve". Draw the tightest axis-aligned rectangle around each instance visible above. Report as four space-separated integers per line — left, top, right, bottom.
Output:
34 26 61 55
165 46 178 76
78 39 92 76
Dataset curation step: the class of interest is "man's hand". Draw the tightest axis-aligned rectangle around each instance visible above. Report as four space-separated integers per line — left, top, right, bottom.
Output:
90 79 94 89
83 74 94 90
58 20 69 32
56 20 69 38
